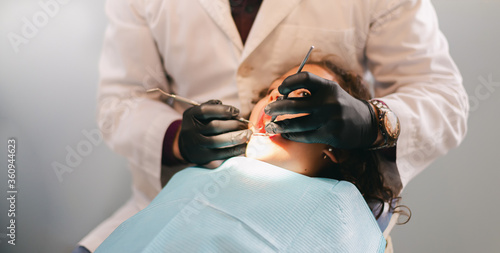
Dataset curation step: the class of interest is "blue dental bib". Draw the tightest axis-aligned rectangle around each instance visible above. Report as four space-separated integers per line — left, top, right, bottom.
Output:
96 157 386 253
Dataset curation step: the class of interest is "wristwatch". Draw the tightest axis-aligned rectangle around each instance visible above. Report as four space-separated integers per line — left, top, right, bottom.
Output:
369 100 400 150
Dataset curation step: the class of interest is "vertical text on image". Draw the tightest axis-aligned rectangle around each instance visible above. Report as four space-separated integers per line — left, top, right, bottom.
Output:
6 138 17 246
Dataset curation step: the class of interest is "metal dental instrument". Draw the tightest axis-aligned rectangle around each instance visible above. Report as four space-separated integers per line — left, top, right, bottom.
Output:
296 45 315 74
146 88 253 126
147 88 201 106
270 45 315 123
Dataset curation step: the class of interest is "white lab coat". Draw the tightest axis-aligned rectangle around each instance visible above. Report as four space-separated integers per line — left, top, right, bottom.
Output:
80 0 468 251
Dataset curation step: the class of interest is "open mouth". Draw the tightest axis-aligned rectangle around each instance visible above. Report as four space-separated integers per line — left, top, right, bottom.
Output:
253 107 273 135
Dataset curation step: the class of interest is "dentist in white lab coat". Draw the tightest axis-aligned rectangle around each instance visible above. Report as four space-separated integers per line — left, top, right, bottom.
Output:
76 0 468 252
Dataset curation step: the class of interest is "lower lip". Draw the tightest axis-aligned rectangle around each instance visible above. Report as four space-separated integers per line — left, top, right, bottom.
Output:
252 133 274 137
251 133 283 142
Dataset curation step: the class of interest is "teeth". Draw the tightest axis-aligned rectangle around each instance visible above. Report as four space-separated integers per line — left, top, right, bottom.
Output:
250 126 264 133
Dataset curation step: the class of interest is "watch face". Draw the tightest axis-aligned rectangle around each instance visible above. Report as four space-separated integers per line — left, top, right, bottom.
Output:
383 111 400 138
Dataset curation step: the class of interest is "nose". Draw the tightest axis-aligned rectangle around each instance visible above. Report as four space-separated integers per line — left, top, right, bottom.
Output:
268 89 281 103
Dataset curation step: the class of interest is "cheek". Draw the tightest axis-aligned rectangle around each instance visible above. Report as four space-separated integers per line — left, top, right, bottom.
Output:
286 143 328 174
287 142 321 159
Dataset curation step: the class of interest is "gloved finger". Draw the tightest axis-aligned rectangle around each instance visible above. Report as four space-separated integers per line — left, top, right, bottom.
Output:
264 114 325 134
264 98 318 116
201 99 223 105
191 103 241 121
200 120 248 135
205 143 247 161
278 72 332 95
185 143 247 165
199 129 252 148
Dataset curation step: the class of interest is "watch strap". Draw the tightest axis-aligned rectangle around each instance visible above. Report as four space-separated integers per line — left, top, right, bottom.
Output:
368 99 399 150
362 99 380 147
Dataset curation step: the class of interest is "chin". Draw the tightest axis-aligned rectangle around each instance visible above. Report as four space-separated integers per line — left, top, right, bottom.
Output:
246 134 328 177
246 134 292 167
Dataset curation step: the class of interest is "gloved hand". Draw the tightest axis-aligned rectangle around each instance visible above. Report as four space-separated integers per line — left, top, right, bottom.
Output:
178 100 252 164
264 72 378 149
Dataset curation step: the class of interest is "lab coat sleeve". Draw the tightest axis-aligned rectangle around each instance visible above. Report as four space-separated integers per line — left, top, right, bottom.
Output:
366 0 469 188
97 0 180 192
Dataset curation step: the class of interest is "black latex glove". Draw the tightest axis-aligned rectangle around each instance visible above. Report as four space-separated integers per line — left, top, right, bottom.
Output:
178 100 252 165
264 72 377 149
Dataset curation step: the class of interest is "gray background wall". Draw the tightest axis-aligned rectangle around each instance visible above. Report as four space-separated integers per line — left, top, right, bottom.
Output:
0 0 498 252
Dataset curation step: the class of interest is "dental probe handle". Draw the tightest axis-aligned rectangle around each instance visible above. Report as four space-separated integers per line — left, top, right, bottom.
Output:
146 88 201 106
270 46 315 123
147 88 251 126
171 95 201 106
295 45 314 74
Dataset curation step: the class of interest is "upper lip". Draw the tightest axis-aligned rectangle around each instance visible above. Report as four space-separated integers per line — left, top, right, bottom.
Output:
253 106 271 134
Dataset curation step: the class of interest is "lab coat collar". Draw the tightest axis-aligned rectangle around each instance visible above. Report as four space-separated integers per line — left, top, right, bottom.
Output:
241 0 304 61
197 0 304 62
197 0 244 51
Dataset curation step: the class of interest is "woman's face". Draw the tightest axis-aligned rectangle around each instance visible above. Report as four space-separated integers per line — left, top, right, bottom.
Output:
246 64 339 176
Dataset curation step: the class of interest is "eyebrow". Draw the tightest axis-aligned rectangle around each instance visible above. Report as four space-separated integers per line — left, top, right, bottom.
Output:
267 76 286 93
266 87 274 95
252 88 269 104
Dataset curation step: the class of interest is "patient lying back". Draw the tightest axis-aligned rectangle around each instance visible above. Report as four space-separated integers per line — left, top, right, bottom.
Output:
95 62 391 253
